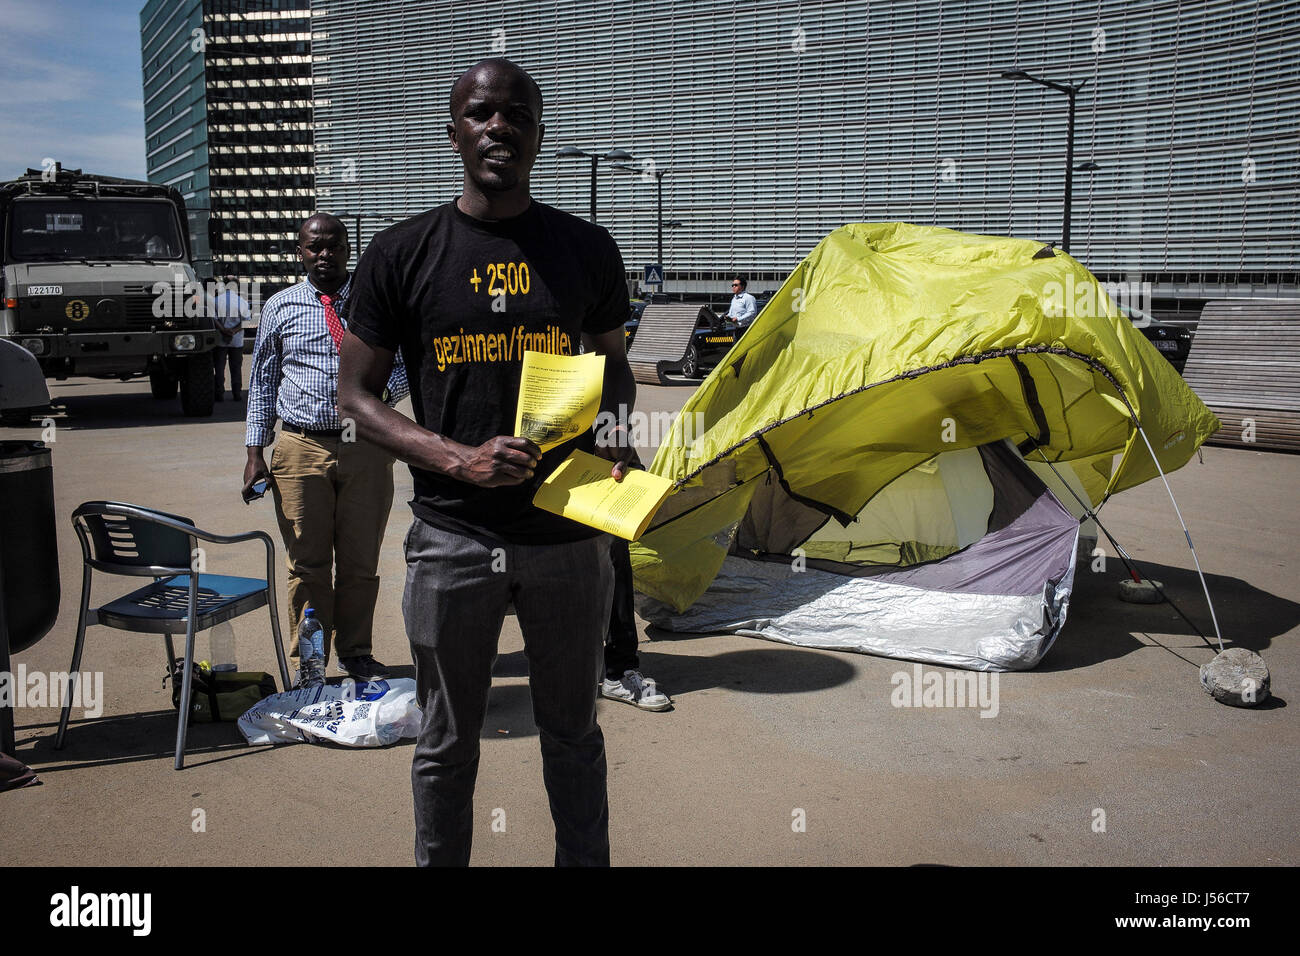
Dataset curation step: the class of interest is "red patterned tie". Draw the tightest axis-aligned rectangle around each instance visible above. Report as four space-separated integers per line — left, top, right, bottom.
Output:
320 294 345 353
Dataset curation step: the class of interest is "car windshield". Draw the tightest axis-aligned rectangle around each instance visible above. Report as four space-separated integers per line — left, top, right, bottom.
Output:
8 198 184 262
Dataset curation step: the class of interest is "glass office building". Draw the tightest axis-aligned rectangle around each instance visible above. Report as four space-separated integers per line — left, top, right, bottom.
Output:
317 1 1296 309
140 0 314 290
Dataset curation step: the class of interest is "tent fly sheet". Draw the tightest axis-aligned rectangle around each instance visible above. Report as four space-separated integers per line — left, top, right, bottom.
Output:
631 223 1220 671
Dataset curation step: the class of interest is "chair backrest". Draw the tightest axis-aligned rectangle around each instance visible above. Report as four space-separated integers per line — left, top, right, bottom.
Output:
626 303 716 384
72 501 198 576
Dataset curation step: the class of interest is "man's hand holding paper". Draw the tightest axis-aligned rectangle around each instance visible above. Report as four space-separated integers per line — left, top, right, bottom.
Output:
514 349 667 536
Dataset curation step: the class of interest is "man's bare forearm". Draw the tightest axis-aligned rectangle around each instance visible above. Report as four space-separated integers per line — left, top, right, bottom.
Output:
601 354 636 426
340 391 477 479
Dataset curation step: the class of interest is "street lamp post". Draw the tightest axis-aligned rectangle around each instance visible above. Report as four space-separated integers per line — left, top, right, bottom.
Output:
610 162 680 266
655 169 664 265
555 146 634 223
1000 70 1090 253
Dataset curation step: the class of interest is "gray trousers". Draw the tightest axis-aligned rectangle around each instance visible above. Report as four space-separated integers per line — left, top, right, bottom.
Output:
403 517 613 866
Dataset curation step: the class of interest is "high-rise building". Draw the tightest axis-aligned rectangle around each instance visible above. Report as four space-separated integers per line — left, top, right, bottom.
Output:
140 0 314 292
311 0 1298 313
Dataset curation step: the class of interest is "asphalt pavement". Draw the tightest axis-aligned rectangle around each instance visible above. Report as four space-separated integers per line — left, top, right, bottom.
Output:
1 374 1297 866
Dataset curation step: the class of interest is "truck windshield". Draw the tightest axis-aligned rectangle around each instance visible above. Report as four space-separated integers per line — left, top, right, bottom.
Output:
8 198 184 262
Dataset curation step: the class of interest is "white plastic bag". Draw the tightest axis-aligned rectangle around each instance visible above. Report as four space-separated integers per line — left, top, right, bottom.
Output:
238 678 422 747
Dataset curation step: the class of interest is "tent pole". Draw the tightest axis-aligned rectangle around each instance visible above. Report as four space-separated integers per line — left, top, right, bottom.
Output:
1031 448 1215 646
1127 425 1226 653
1027 449 1136 574
1078 378 1226 653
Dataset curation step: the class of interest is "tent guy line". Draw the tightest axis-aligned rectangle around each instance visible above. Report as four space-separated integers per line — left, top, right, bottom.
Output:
1032 447 1218 652
1129 418 1226 653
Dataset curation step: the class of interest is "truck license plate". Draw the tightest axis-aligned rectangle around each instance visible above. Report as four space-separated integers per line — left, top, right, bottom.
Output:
27 285 63 295
1155 340 1179 352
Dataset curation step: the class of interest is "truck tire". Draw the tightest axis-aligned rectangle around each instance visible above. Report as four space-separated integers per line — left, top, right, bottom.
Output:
150 369 178 400
180 353 215 417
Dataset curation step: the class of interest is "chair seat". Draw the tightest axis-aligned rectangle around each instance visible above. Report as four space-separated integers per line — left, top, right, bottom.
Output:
97 574 269 633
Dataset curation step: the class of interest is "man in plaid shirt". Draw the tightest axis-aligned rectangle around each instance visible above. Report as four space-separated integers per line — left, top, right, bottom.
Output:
243 213 409 685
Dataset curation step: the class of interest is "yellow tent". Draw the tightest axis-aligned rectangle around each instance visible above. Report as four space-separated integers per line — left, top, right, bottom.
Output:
631 223 1219 669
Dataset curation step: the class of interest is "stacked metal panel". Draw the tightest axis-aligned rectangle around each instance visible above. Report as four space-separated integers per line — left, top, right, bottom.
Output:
308 0 1298 302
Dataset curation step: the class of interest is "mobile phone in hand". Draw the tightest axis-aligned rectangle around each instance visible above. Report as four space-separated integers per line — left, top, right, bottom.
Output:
243 477 268 504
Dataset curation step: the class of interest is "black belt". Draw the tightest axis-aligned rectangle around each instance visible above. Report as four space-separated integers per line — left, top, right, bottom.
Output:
281 422 344 439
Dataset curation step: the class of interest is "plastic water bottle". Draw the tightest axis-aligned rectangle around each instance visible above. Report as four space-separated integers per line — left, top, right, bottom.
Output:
209 621 237 672
298 606 324 663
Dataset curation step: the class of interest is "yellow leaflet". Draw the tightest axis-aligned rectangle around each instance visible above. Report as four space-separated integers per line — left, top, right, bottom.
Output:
514 350 605 452
534 450 675 541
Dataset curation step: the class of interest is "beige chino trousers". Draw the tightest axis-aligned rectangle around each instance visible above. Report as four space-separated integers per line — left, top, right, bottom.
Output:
269 430 395 663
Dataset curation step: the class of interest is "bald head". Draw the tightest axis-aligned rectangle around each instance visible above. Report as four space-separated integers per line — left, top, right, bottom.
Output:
449 58 542 120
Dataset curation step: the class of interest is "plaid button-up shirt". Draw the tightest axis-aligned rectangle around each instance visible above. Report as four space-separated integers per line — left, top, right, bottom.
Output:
244 274 409 446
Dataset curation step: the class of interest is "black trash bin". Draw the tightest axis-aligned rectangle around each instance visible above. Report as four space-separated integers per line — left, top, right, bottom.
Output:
0 440 59 755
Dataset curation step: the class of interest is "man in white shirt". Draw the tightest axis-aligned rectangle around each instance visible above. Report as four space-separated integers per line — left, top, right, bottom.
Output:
211 275 248 401
726 276 758 325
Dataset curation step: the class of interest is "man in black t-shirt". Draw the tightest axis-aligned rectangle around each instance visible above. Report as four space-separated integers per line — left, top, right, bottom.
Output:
339 58 635 867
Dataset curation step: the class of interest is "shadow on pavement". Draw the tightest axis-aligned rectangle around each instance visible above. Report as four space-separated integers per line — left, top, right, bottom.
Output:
1045 561 1300 672
657 373 704 388
380 663 416 682
637 646 857 695
483 646 855 732
494 641 856 699
6 386 251 431
482 682 538 739
13 710 273 771
491 649 529 679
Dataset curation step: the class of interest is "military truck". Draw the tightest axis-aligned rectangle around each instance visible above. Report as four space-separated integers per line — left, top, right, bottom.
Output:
0 165 218 423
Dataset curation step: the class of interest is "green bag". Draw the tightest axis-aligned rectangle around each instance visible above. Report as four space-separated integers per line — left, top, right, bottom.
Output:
167 659 277 722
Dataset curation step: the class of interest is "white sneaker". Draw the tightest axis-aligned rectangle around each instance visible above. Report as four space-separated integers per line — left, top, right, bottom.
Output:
601 669 672 711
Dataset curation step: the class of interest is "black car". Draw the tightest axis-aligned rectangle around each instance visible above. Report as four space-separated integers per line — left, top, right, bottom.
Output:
676 291 780 377
681 316 743 378
624 298 648 347
1119 304 1194 374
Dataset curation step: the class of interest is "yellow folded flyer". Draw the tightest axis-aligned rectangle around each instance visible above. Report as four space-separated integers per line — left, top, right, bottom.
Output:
533 450 674 540
514 350 605 452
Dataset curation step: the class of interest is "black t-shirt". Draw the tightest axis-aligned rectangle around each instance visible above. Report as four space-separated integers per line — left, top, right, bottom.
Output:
347 199 628 543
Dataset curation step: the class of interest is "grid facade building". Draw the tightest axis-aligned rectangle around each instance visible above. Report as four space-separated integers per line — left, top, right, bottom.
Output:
310 0 1298 307
141 0 315 291
140 0 208 263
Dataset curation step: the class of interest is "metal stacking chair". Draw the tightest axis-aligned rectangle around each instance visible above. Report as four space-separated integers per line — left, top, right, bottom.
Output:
56 501 291 769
